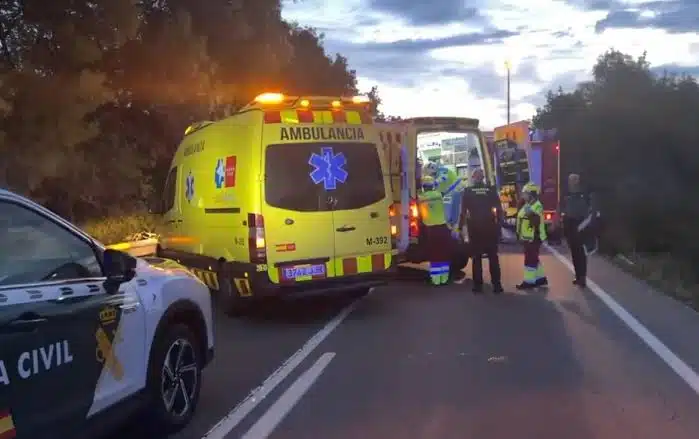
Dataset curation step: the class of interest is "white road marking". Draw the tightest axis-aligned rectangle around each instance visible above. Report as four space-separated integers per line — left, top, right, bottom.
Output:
240 352 335 439
546 244 699 395
201 293 369 439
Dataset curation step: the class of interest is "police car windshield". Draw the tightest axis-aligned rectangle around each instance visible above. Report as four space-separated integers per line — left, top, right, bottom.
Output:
265 142 385 212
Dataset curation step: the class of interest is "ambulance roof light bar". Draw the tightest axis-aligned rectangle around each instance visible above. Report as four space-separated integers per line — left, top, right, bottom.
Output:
242 92 372 111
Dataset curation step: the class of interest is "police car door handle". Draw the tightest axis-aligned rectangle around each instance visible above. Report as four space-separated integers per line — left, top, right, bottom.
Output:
4 317 48 332
336 226 356 232
120 303 139 313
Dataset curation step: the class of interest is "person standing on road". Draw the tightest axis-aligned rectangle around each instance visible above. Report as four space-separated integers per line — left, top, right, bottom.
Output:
516 182 548 290
418 175 452 285
458 168 504 294
560 173 595 288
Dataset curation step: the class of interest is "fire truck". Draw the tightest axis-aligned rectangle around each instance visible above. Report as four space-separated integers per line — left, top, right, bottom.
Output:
492 121 562 243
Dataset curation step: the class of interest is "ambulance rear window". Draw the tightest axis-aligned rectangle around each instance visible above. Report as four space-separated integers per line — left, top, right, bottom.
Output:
265 142 385 212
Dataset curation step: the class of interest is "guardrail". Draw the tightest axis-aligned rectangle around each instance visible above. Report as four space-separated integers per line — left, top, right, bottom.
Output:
107 238 158 257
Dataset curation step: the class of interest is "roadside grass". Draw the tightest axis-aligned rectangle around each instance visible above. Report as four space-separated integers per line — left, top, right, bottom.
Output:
81 214 162 245
611 252 699 311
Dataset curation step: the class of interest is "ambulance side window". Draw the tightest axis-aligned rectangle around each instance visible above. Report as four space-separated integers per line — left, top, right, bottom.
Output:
163 166 177 212
0 201 102 287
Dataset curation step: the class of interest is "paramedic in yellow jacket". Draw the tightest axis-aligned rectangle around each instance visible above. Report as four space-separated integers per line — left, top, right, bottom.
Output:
515 182 549 289
418 175 452 285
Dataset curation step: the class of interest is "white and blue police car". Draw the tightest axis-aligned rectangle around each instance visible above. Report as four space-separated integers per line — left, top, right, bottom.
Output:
0 189 214 438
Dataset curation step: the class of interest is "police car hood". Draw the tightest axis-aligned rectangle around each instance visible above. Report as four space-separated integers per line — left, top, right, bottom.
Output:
135 256 199 279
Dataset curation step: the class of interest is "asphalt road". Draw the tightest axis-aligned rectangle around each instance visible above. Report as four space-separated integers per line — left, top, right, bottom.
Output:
116 245 699 439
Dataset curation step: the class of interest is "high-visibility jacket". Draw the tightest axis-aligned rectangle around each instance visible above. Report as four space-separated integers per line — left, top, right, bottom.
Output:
418 189 446 226
516 199 547 241
434 166 458 195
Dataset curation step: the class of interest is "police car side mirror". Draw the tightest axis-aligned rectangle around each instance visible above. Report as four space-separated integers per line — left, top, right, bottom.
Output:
102 249 137 294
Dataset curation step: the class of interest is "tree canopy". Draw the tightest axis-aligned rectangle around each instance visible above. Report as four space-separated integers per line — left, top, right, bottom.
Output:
533 49 699 274
0 0 379 222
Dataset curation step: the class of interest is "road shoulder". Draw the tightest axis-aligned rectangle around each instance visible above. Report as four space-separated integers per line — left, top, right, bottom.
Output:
547 245 699 383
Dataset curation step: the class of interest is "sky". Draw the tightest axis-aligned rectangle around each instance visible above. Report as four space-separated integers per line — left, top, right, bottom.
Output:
282 0 699 130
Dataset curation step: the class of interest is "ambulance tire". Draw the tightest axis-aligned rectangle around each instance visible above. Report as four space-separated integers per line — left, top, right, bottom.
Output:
145 323 202 434
218 276 252 317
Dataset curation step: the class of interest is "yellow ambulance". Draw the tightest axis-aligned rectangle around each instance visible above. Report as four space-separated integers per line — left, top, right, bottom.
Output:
154 93 394 316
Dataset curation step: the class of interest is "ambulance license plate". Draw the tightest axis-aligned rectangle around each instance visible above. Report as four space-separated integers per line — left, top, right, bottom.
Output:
281 264 326 281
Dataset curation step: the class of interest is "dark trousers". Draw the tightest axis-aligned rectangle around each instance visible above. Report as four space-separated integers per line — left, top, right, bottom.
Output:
564 218 587 280
523 240 541 268
449 239 471 276
470 235 501 286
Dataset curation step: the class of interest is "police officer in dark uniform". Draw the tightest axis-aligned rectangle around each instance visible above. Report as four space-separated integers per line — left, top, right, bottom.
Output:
458 168 504 293
560 173 596 288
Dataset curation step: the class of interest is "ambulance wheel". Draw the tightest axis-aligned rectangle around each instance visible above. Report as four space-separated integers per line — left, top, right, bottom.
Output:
145 323 202 434
218 276 252 317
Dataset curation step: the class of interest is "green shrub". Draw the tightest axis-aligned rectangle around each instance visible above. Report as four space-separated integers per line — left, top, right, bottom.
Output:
82 214 162 245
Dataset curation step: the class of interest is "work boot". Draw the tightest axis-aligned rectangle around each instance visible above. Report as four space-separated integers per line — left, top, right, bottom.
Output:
515 282 536 290
492 283 504 294
573 277 586 288
450 271 466 283
535 277 548 287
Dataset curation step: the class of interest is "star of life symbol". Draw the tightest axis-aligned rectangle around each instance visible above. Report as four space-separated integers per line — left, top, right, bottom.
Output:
185 171 195 202
309 147 348 190
214 159 225 188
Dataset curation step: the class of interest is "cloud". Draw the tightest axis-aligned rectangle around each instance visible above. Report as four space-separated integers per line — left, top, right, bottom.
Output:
652 63 699 78
594 0 699 34
323 29 519 88
564 0 624 10
282 0 699 129
367 0 490 25
335 29 519 54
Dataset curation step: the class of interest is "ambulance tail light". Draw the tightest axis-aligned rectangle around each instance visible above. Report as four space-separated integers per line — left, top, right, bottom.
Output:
389 204 398 236
408 198 419 238
248 213 267 263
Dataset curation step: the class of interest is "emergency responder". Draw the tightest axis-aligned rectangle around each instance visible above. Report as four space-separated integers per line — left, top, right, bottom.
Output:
561 173 595 287
418 175 452 285
516 182 548 289
458 168 504 293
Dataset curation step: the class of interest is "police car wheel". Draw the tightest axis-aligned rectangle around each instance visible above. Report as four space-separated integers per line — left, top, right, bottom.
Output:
146 324 202 433
219 276 251 317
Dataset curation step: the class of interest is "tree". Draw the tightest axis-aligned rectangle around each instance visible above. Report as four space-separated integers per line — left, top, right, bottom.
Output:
366 85 402 121
533 49 699 267
0 0 371 223
0 0 140 219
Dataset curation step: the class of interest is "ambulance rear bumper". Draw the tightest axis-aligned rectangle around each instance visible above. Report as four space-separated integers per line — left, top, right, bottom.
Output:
252 269 394 299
